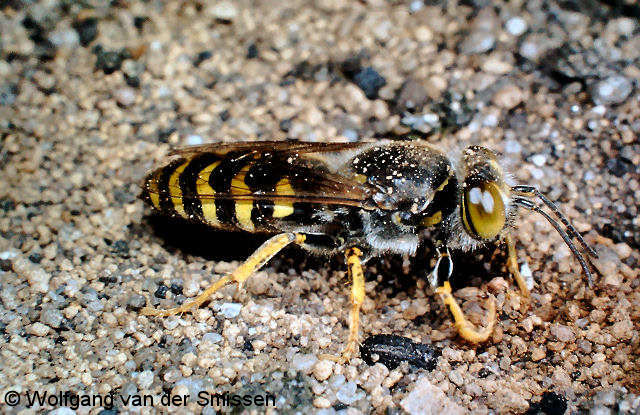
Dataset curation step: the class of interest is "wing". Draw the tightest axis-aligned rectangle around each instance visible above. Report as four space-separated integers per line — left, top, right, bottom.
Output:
142 141 379 224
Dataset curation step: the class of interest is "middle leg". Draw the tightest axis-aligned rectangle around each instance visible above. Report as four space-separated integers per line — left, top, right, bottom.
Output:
320 247 365 363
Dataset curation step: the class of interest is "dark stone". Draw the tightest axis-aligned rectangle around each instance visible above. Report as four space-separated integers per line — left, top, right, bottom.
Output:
606 157 632 177
526 391 567 415
353 67 387 99
133 16 148 31
29 252 43 263
112 240 130 257
95 49 124 74
219 109 230 121
194 50 213 67
279 118 292 132
154 284 169 299
0 198 16 212
360 334 439 370
169 283 183 295
0 259 12 272
72 17 98 47
0 83 18 106
247 43 259 59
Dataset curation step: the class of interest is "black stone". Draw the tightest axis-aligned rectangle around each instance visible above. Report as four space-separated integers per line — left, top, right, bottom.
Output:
606 157 632 177
360 334 439 370
194 50 213 67
526 391 567 415
72 17 98 47
133 16 148 31
279 118 292 132
95 49 123 74
154 284 169 299
247 43 259 59
29 252 43 264
353 67 387 99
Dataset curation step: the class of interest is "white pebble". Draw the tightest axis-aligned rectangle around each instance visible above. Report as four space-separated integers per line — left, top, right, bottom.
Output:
202 332 223 344
520 262 534 290
114 87 136 107
336 381 362 405
504 139 522 154
219 302 242 318
409 0 424 13
134 370 155 389
505 17 527 36
27 322 50 336
292 353 318 373
49 408 76 415
531 154 546 167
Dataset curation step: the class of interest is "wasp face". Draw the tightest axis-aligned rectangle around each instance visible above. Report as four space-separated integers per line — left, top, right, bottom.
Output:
459 146 510 241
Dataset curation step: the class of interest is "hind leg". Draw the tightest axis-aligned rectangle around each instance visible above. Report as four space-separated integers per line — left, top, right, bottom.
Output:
142 233 306 317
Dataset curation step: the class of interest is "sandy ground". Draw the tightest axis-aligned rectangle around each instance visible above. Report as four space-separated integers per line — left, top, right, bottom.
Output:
1 0 639 414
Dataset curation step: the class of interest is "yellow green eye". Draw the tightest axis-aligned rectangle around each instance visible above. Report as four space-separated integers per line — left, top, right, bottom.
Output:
461 181 506 240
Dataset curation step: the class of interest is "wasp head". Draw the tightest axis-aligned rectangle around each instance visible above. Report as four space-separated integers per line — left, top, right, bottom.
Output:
459 146 512 241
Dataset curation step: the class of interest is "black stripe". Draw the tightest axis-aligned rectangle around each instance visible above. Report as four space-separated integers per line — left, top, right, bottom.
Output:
210 151 252 226
424 174 458 220
244 156 283 192
158 158 186 214
179 153 222 221
251 199 274 228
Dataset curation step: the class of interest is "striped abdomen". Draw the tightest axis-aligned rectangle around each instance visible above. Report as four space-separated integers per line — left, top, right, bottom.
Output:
140 151 305 232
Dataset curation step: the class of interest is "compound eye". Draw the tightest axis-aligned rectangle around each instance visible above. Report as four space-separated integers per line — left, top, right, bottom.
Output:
461 182 506 240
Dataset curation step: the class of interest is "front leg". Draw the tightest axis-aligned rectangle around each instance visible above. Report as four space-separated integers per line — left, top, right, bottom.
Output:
320 247 365 363
505 233 530 298
433 249 496 343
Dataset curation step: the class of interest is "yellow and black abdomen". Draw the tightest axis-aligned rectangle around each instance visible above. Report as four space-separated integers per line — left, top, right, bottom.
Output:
140 151 299 232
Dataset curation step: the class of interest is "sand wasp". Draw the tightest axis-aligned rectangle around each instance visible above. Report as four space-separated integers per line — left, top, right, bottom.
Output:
140 140 597 362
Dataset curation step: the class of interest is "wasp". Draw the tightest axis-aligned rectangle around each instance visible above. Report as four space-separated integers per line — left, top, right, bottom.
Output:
140 140 597 362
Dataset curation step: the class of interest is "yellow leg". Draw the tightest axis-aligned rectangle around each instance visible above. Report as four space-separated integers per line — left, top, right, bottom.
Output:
320 247 365 363
505 234 530 298
436 281 496 343
141 233 306 317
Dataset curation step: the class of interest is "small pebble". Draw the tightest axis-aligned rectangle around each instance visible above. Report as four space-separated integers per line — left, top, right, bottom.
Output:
202 332 223 344
313 359 334 381
550 324 575 343
336 381 362 405
219 302 242 318
49 408 76 415
531 154 546 167
460 30 495 54
504 139 522 154
353 67 387 99
27 322 50 336
505 17 527 36
591 76 633 105
409 0 424 13
493 84 524 109
115 87 136 107
208 2 238 21
292 353 318 373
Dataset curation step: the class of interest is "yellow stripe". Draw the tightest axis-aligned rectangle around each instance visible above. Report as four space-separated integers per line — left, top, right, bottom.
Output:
231 168 254 231
420 210 442 227
272 178 295 218
168 162 189 218
148 172 161 209
196 161 221 226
